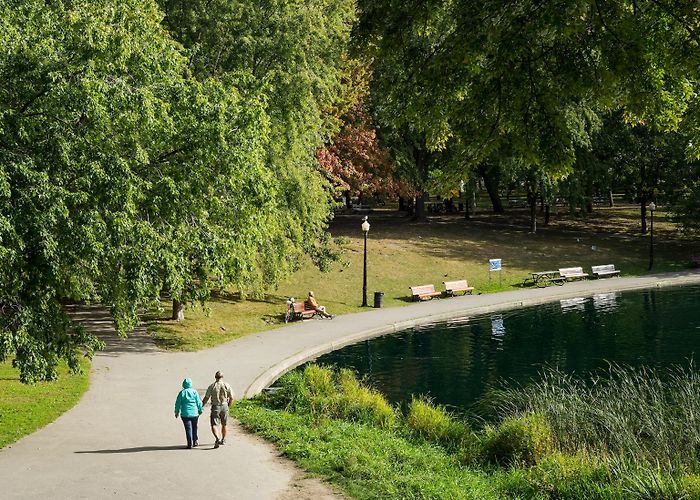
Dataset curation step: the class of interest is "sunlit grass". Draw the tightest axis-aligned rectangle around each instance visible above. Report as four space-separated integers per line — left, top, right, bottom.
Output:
149 206 693 351
0 358 89 449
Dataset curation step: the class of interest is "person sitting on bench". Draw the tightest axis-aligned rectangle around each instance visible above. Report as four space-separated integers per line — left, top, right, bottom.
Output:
306 291 334 319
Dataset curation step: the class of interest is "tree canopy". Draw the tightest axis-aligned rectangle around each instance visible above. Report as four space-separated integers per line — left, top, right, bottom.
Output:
4 0 700 382
359 0 700 220
0 0 355 382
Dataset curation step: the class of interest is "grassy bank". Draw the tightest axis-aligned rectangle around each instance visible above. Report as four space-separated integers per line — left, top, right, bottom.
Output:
233 364 700 499
0 359 89 448
149 206 695 351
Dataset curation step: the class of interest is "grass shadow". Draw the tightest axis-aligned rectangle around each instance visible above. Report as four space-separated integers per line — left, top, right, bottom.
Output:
397 296 417 303
210 290 287 306
262 313 284 325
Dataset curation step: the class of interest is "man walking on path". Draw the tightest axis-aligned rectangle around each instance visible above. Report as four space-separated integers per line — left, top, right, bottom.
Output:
202 370 234 448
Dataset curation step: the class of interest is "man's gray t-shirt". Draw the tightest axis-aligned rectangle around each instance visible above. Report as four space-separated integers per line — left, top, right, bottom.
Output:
205 380 234 407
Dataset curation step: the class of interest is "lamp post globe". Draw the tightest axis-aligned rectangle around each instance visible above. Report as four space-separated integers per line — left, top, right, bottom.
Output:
361 216 370 307
648 202 656 271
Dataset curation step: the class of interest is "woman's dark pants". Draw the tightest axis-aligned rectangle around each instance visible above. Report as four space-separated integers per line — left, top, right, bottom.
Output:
181 416 199 448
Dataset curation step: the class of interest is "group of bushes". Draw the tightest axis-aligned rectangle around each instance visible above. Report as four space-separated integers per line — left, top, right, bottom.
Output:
264 365 557 468
239 364 700 499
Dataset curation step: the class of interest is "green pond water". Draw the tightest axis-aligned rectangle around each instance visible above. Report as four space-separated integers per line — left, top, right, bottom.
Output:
312 285 700 415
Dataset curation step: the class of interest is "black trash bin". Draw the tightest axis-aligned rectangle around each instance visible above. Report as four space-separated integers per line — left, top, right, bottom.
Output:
374 291 384 308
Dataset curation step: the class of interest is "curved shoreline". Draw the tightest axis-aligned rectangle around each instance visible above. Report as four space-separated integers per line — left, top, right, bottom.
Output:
2 270 699 499
244 270 700 398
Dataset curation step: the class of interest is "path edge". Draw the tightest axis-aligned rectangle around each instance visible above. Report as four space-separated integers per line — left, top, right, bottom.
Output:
244 272 700 398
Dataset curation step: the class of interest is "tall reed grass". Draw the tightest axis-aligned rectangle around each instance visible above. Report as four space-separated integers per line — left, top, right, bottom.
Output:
493 364 700 473
265 365 396 428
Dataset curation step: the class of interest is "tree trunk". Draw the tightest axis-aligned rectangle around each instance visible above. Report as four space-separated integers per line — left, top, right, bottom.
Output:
544 204 550 225
464 193 471 219
444 198 454 213
172 299 184 321
344 191 351 209
608 190 614 207
539 195 545 214
640 195 648 234
528 191 537 233
478 164 504 214
412 147 429 221
399 196 406 212
414 192 427 220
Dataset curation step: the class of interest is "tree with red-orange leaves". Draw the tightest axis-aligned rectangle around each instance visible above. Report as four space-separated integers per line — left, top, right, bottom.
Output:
318 101 411 207
317 60 411 207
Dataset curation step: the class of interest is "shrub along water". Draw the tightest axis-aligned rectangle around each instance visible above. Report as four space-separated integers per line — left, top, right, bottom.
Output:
265 365 396 428
407 396 473 451
235 364 700 499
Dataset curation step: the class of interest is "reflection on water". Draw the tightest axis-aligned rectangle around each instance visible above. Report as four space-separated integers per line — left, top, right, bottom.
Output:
593 292 620 312
313 286 700 415
490 315 505 349
559 297 586 312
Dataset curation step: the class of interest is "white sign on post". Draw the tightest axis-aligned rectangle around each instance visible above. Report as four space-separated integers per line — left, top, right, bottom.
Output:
489 258 502 284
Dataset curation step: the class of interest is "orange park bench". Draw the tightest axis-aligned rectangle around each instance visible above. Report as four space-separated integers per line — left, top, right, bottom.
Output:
591 264 620 278
443 279 474 296
559 266 589 281
409 284 441 301
294 302 317 320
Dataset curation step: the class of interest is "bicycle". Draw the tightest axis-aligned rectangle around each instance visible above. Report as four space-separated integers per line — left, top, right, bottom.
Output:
284 297 295 323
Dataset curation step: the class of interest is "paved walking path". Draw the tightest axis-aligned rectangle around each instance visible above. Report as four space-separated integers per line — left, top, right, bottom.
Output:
1 270 700 499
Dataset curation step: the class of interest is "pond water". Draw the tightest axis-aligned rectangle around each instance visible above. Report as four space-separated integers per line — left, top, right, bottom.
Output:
312 285 700 415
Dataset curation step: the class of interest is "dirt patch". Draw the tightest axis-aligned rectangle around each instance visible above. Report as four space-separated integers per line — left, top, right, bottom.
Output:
277 472 344 500
235 422 344 499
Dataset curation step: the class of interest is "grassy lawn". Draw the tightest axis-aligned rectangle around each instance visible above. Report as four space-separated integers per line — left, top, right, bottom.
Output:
149 205 697 351
0 358 89 449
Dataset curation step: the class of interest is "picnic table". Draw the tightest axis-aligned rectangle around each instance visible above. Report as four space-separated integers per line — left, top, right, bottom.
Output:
524 271 566 287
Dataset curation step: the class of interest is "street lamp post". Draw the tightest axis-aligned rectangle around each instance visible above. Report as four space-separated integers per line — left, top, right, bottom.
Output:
361 216 370 307
648 201 656 271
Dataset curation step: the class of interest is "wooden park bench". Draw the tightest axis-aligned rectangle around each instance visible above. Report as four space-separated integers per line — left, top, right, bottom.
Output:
443 279 474 296
294 302 317 320
284 299 318 323
591 264 620 278
409 284 441 301
559 266 589 281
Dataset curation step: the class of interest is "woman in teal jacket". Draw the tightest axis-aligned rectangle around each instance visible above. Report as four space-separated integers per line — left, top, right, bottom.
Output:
174 378 203 449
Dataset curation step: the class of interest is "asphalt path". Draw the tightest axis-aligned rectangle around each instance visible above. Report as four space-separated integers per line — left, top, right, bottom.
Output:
1 270 700 499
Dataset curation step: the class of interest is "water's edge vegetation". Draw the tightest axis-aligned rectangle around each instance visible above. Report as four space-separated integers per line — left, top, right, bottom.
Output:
233 364 700 499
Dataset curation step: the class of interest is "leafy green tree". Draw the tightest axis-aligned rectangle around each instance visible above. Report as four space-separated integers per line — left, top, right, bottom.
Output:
1 0 350 382
159 0 357 296
568 112 694 233
358 0 699 218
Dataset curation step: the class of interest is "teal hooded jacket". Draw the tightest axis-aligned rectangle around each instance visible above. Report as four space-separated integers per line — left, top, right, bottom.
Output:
174 378 203 418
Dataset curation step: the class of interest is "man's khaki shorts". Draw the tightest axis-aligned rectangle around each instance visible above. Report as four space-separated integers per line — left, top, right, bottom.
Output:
210 405 229 426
